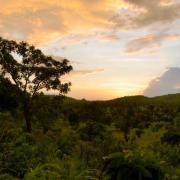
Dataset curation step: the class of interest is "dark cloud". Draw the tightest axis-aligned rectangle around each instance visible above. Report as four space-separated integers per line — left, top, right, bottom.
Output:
144 67 180 97
126 0 168 9
135 3 180 27
111 0 180 29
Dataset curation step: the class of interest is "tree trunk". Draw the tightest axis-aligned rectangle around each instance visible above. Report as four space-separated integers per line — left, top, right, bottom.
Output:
23 97 32 133
24 109 32 133
124 131 129 142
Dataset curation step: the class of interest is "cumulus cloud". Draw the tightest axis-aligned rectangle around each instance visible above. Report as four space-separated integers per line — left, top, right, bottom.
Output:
144 67 180 97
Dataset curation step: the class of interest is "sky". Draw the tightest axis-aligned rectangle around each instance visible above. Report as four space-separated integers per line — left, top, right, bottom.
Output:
0 0 180 100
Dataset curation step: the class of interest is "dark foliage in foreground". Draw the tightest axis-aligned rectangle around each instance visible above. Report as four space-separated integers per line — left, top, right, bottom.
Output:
0 81 180 179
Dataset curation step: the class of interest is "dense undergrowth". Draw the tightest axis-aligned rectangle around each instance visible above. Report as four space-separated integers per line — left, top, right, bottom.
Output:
0 90 180 179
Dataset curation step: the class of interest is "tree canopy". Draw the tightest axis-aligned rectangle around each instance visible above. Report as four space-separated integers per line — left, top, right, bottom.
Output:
0 37 72 96
0 37 73 132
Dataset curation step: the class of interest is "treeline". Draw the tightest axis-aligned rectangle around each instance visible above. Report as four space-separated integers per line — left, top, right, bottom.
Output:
0 80 180 179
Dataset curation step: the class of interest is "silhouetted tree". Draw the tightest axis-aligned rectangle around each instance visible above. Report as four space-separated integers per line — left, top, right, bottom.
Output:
0 75 19 111
0 37 72 132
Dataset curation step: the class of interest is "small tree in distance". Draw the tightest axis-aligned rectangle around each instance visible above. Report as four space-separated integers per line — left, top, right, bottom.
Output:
0 37 73 132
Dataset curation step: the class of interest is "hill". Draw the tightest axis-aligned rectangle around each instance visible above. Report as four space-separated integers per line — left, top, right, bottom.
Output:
0 92 180 179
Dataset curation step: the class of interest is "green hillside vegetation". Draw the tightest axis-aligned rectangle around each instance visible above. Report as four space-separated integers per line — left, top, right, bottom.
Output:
1 89 180 179
0 38 180 179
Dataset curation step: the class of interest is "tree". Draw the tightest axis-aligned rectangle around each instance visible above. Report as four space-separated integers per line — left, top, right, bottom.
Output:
0 37 73 132
0 75 19 111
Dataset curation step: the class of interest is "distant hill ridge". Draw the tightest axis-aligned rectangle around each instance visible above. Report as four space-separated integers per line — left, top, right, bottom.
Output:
67 93 180 103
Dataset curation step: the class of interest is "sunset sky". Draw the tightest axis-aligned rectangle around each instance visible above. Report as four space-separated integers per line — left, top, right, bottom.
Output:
0 0 180 100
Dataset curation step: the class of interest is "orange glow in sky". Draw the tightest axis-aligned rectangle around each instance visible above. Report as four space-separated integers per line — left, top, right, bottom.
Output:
0 0 180 99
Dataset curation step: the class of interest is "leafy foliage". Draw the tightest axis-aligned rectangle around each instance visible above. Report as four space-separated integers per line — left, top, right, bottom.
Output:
0 37 72 132
1 38 180 179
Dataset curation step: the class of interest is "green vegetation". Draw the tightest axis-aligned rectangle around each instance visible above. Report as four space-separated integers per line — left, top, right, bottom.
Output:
0 37 72 132
0 38 180 179
1 92 180 179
